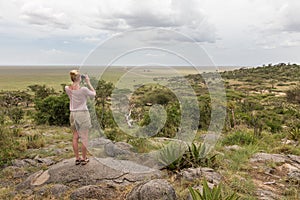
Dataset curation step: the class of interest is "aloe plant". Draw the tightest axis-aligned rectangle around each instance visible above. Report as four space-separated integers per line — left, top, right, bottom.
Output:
289 127 300 141
189 179 240 200
159 142 217 171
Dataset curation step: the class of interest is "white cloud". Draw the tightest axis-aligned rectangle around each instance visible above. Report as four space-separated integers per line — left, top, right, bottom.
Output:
278 3 300 33
82 36 103 43
0 0 300 65
41 48 64 55
20 2 70 29
89 0 216 43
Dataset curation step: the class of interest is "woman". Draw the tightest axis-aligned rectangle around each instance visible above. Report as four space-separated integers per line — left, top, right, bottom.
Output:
65 70 96 165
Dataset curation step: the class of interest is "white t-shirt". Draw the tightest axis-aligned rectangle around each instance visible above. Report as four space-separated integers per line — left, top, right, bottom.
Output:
65 86 96 111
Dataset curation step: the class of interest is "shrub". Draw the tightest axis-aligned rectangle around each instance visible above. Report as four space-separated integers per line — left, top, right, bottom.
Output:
8 107 24 124
286 85 300 104
222 131 256 146
0 110 5 125
0 127 19 166
28 84 55 99
265 119 282 133
34 93 69 126
26 132 45 149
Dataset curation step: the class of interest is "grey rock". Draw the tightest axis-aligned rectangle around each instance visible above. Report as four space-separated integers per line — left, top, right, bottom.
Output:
179 168 202 181
70 184 119 200
127 179 177 200
22 189 34 196
16 170 44 190
35 186 48 197
12 159 27 167
50 184 69 198
201 168 222 185
250 153 286 163
287 171 300 183
36 157 55 166
224 145 242 151
89 137 112 147
18 157 161 187
105 141 134 157
256 189 278 200
179 167 222 185
24 159 38 166
288 154 300 164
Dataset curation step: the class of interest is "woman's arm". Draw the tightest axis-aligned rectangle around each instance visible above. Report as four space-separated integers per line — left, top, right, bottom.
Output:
84 75 96 96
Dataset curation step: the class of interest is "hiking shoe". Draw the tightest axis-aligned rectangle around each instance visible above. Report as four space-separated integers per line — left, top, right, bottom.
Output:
81 158 89 165
75 159 81 165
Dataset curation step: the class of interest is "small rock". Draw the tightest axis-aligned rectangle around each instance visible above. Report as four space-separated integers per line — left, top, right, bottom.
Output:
178 167 222 185
263 181 276 185
256 189 278 200
281 138 297 145
224 145 242 151
22 189 34 196
16 170 50 190
250 153 286 163
50 184 69 198
288 154 300 164
201 167 222 185
23 124 32 129
35 186 48 197
127 179 177 200
287 171 300 183
36 157 55 166
24 159 38 167
179 168 202 181
12 159 27 167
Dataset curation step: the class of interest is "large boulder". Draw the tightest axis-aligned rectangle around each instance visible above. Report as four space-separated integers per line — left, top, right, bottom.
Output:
16 157 161 190
126 179 177 200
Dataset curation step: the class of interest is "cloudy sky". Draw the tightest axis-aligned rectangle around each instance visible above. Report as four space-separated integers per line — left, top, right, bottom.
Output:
0 0 299 66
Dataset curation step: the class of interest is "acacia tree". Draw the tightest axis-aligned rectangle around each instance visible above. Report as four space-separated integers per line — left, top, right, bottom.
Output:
95 80 114 129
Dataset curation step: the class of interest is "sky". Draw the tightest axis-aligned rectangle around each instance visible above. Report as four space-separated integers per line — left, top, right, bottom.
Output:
0 0 300 67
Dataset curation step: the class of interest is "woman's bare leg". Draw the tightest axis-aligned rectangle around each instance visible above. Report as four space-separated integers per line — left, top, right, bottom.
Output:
80 130 89 160
72 131 80 160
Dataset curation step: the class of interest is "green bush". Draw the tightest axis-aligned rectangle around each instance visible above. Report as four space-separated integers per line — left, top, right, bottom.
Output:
0 110 5 125
286 85 300 104
28 84 55 99
34 93 69 126
0 127 20 166
8 107 24 124
222 131 256 146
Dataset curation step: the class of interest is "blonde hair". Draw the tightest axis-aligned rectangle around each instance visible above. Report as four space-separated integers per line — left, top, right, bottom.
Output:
70 69 80 82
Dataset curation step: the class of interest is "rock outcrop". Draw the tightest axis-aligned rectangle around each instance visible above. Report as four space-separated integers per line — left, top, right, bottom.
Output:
126 179 177 200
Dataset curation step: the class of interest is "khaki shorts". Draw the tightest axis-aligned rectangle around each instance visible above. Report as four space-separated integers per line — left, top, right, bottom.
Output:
70 111 92 132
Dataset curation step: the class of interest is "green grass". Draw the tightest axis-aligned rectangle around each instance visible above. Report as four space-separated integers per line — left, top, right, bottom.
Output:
0 66 200 91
